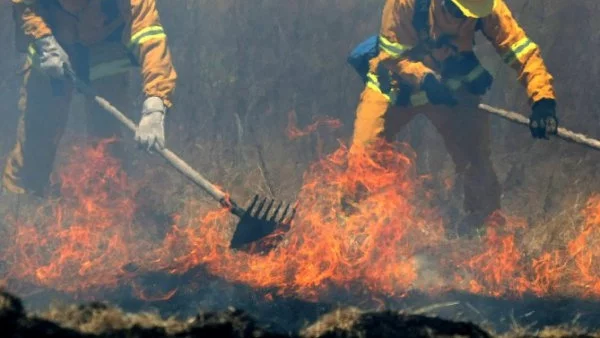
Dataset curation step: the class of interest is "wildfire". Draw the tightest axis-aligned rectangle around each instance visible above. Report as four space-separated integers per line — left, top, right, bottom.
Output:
1 139 139 293
457 215 529 297
567 196 600 296
3 135 600 303
286 110 342 140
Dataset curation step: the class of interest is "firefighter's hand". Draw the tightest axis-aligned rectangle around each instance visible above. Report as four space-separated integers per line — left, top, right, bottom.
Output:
464 66 493 96
529 98 558 139
135 97 166 151
34 35 73 79
421 73 458 107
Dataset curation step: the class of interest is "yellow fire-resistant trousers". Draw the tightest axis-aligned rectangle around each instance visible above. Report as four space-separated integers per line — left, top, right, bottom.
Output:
349 87 501 217
3 42 136 197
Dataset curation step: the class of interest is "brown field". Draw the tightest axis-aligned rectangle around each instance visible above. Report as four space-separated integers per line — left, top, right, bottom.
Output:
1 1 600 337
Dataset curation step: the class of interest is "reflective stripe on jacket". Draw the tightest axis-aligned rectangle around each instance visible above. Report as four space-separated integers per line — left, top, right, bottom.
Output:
12 0 177 107
375 0 555 104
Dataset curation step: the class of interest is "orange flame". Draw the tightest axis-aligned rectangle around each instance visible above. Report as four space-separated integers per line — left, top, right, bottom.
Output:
4 138 600 303
458 215 528 297
567 196 600 296
2 139 138 293
152 141 445 300
286 111 342 140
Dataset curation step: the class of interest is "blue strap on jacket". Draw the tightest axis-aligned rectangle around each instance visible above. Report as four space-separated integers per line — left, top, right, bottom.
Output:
347 35 379 83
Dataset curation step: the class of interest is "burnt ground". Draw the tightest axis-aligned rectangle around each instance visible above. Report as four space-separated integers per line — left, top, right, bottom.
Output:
4 266 600 337
2 1 600 337
2 287 598 338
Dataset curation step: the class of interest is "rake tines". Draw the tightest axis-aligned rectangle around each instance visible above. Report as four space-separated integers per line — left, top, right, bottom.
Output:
229 194 296 249
247 195 294 223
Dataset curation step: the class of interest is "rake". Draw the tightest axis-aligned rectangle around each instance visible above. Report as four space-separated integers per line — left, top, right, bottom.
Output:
63 67 294 250
478 104 600 151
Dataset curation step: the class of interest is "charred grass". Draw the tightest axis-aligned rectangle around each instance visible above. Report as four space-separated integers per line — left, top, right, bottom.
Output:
2 0 600 337
3 290 600 338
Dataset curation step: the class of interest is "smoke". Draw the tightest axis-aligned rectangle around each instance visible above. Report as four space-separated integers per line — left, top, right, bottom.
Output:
2 0 600 334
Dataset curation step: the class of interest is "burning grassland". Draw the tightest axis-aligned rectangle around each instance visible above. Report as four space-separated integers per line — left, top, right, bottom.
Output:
1 136 600 334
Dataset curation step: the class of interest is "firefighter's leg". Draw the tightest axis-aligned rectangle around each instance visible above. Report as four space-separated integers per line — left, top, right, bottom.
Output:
3 62 73 197
344 87 414 211
349 88 414 164
85 44 135 165
427 95 501 236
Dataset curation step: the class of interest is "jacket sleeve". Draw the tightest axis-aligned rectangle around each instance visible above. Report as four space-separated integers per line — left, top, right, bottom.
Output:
12 0 52 44
377 0 435 88
125 0 177 108
481 1 555 104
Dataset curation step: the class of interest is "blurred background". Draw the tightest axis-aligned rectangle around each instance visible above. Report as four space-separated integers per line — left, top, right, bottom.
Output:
1 0 600 332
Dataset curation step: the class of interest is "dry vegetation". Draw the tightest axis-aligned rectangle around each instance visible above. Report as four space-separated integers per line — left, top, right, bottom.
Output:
1 1 599 228
3 290 599 338
2 0 600 337
2 0 599 225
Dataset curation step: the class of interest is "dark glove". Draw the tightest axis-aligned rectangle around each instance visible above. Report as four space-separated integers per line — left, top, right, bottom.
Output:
463 66 493 96
529 99 558 139
421 73 458 106
443 52 493 96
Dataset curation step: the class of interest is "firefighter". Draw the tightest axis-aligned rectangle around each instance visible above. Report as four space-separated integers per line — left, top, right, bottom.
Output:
346 0 557 236
3 0 177 198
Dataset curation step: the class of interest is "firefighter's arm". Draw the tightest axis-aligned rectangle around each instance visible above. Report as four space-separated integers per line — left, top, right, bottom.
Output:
12 0 73 78
481 1 556 104
378 0 435 88
12 0 52 45
126 0 177 108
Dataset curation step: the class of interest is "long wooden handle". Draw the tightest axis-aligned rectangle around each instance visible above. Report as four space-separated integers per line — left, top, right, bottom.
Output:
67 72 245 217
478 103 600 151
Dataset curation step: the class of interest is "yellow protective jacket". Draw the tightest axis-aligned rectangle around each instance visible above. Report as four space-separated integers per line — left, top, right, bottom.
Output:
12 0 177 107
374 0 555 104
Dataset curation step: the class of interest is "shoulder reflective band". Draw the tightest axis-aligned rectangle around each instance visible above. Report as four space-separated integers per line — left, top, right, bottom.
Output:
379 35 413 58
128 25 166 56
502 37 538 66
90 58 135 81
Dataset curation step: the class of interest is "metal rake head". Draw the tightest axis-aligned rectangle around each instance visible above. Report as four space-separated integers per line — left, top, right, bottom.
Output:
229 195 295 250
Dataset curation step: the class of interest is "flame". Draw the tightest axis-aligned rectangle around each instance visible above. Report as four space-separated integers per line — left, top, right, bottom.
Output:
2 139 139 293
154 141 444 300
457 214 528 297
567 196 600 296
132 282 178 302
4 136 600 303
286 111 342 140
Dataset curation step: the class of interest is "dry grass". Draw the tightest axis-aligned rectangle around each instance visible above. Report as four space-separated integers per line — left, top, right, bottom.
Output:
2 0 600 337
301 307 493 338
42 302 186 335
501 324 599 338
0 290 284 338
4 290 599 338
1 0 599 247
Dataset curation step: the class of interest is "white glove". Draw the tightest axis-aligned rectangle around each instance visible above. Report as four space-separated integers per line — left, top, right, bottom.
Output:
135 96 166 151
33 35 72 78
